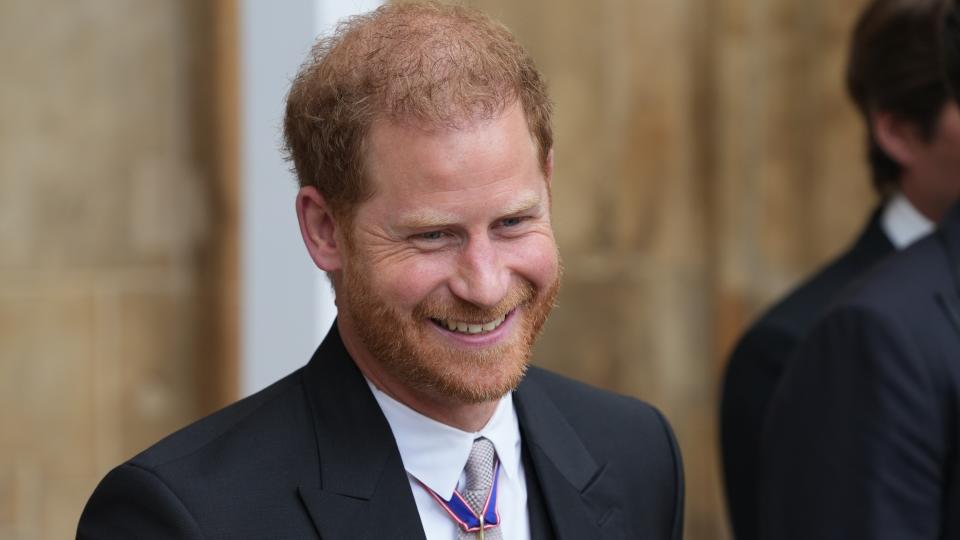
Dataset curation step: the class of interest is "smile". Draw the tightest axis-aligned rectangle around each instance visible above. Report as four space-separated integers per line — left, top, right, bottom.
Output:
431 314 508 335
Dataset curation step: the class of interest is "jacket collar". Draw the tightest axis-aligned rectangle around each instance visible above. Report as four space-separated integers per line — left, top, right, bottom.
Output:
853 204 896 263
935 203 960 335
514 371 622 539
939 202 960 291
297 324 427 540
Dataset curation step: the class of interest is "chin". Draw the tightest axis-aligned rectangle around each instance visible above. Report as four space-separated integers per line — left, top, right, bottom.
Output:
437 356 529 404
398 335 532 404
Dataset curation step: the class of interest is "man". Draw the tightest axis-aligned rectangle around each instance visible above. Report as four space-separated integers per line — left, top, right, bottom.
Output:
720 0 957 537
77 4 684 539
757 1 960 536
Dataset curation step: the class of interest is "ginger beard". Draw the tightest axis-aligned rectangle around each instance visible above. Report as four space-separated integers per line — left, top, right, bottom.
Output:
339 245 561 404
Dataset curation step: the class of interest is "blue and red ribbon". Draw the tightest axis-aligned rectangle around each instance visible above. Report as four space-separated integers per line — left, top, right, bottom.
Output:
419 462 501 532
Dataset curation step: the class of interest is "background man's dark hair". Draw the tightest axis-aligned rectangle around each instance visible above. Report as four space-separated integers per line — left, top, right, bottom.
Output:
945 0 960 98
846 0 951 195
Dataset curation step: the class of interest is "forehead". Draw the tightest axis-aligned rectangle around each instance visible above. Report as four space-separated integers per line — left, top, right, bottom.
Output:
361 103 546 212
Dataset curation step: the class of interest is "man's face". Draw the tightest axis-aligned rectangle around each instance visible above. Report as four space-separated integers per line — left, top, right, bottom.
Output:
336 103 560 404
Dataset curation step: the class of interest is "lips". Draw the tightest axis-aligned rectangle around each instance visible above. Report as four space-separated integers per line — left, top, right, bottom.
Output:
430 313 508 335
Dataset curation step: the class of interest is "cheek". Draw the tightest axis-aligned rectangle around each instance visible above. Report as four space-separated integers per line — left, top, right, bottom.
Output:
369 256 452 308
935 143 960 180
942 127 960 165
506 236 559 288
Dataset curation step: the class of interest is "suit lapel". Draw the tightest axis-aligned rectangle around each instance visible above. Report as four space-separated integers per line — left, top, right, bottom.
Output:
297 326 426 540
935 206 960 339
851 205 895 264
522 440 556 540
514 373 623 540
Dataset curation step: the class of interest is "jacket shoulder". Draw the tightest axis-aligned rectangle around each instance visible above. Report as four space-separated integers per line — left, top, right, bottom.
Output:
723 222 892 406
525 367 665 421
841 233 950 314
523 367 680 462
760 242 883 340
130 368 307 469
80 368 320 537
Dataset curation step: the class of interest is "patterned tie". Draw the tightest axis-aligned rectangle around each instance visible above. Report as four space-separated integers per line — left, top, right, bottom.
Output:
458 437 502 540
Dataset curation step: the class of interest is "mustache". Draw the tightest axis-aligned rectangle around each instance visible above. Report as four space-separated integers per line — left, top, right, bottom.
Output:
413 280 536 323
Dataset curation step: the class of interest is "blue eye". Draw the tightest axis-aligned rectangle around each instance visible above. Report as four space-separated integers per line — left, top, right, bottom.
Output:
418 231 445 241
501 217 523 227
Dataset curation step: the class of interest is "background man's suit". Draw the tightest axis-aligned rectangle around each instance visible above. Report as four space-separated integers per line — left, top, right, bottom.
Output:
78 325 684 539
759 204 960 539
720 209 893 539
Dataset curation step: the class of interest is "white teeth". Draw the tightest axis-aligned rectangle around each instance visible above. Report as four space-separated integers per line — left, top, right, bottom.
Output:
438 314 507 335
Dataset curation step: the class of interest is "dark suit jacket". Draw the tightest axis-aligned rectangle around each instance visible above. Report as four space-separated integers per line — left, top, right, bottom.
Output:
720 209 893 540
78 325 684 539
758 204 960 539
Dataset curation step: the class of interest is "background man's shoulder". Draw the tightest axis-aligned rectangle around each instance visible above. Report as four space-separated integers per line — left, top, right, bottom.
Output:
838 232 951 316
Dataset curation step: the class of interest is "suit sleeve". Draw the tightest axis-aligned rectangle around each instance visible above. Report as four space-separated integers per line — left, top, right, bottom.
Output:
77 463 205 539
758 304 946 540
720 323 797 540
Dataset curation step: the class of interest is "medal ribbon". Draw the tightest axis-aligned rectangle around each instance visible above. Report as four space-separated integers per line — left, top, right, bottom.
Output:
419 462 501 532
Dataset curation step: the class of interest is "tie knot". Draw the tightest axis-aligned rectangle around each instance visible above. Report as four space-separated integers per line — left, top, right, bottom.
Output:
463 437 497 493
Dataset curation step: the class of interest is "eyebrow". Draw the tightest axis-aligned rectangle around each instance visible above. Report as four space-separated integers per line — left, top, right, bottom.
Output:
396 192 543 230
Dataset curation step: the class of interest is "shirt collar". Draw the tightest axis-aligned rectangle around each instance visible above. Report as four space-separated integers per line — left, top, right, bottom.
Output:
367 380 522 500
882 191 934 250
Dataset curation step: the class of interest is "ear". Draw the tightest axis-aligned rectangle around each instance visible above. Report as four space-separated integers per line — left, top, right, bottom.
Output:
296 186 343 272
872 110 923 168
542 148 555 202
544 148 555 186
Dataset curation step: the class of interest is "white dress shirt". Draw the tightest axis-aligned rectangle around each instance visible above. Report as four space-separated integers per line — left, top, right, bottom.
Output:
881 191 934 250
368 381 530 540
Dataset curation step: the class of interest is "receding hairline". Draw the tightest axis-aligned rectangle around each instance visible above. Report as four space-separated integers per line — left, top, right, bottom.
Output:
393 190 548 231
282 1 554 222
359 99 549 202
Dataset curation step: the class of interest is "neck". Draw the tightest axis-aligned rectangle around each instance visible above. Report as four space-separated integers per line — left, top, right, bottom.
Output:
900 177 956 223
367 370 500 432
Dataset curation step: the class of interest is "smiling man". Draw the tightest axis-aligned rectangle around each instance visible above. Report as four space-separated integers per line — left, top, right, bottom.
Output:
77 3 684 539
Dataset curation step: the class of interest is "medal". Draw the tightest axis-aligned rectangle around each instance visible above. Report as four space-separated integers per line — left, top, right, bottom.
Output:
418 462 501 535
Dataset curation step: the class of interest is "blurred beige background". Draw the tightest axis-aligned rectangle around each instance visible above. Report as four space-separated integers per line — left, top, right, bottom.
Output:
0 0 875 538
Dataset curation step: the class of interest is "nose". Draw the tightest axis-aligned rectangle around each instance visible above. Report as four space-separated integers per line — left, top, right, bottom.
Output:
448 235 510 309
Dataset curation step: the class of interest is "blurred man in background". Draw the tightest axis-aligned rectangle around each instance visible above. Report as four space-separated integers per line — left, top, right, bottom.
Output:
721 0 958 537
77 3 684 538
758 2 960 536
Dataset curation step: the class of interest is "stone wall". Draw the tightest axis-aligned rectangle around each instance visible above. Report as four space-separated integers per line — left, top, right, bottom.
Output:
0 2 221 538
